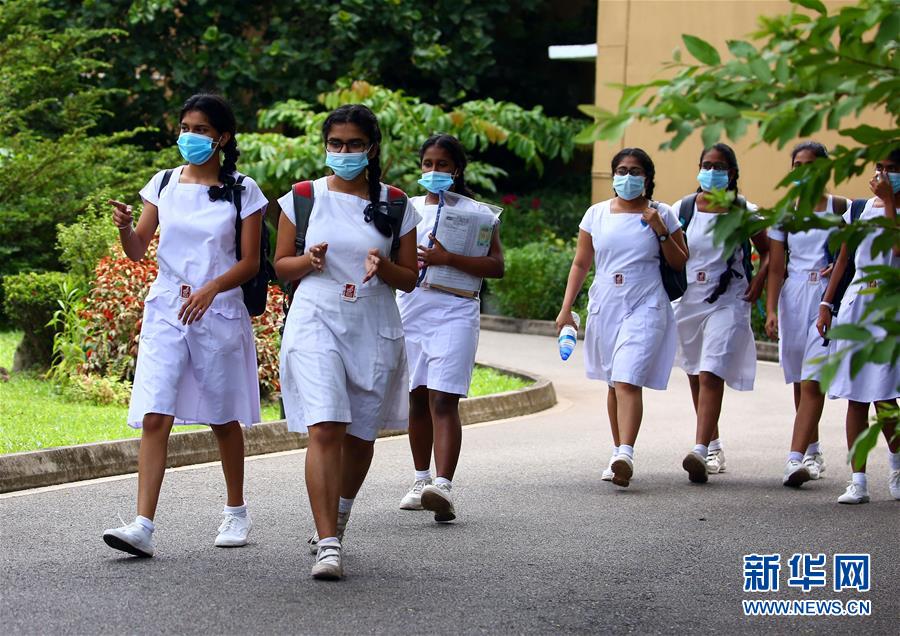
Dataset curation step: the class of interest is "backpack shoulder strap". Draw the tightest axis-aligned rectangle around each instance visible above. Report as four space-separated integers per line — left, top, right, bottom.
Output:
384 185 408 259
832 195 848 217
157 169 174 197
680 194 698 229
234 174 246 216
849 198 867 222
291 180 315 255
233 175 248 258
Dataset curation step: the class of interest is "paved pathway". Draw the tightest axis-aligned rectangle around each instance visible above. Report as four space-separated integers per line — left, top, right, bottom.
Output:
1 330 897 634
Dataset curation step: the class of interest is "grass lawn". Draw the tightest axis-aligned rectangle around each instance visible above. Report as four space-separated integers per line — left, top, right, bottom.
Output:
0 331 529 454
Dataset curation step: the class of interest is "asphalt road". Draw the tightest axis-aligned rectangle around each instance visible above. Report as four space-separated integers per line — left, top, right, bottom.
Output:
1 330 897 634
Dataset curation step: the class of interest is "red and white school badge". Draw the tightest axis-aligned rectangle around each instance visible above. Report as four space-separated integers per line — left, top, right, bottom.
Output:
696 271 707 283
613 273 624 286
341 283 358 302
180 284 192 299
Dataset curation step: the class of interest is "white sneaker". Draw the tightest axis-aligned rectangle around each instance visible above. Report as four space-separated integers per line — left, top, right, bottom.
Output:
783 460 812 488
214 511 252 547
889 469 900 500
706 448 726 474
803 452 825 480
683 452 708 484
601 456 615 481
308 510 350 555
103 520 155 557
610 454 633 487
311 543 343 580
837 482 870 505
421 483 456 523
399 478 431 510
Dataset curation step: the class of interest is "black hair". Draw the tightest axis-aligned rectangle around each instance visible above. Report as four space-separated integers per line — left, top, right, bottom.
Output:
610 147 655 199
698 143 739 194
887 148 900 164
419 134 476 198
791 141 829 163
179 94 239 203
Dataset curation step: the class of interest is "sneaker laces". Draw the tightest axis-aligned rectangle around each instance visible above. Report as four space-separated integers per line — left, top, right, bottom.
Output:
218 513 241 534
411 479 429 494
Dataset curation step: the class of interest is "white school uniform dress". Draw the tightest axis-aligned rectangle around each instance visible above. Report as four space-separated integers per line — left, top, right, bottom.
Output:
767 195 839 384
128 166 268 428
396 195 488 397
277 177 421 441
579 199 680 390
671 198 757 391
828 198 900 403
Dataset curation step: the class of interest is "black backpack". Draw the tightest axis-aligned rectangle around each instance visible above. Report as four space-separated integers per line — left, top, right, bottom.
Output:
823 198 867 314
676 192 753 304
652 201 688 301
158 169 274 316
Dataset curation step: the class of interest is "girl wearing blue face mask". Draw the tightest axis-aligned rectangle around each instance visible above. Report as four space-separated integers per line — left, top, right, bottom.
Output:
671 143 770 484
557 148 688 487
274 104 421 579
817 148 900 505
395 134 504 522
103 94 269 558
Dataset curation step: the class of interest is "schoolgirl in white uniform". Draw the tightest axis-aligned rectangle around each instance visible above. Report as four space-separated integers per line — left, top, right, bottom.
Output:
396 134 504 522
766 141 847 488
672 143 769 484
275 105 420 580
557 148 688 487
103 94 268 557
818 148 900 505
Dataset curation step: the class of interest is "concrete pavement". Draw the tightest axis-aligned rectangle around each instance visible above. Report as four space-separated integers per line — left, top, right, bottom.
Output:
1 330 897 634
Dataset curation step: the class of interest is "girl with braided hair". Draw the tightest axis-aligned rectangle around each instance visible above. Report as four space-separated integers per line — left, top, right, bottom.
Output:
275 104 420 580
396 134 504 522
103 94 269 557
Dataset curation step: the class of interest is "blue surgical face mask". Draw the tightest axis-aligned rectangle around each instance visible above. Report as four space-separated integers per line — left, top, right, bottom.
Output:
697 168 730 192
326 150 369 180
177 132 219 165
888 172 900 194
418 171 455 194
613 174 645 201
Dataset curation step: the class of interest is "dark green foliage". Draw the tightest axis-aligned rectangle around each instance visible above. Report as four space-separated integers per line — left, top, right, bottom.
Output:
2 271 69 369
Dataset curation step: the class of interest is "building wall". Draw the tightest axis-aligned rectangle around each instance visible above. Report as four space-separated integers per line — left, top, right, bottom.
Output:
592 0 892 206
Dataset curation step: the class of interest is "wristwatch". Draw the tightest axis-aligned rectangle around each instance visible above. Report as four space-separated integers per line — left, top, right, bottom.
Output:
658 232 670 243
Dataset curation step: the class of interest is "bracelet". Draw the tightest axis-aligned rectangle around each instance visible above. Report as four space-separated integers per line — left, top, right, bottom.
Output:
819 301 834 310
116 224 132 231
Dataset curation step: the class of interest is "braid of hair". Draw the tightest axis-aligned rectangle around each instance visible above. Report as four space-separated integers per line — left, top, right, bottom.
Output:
367 150 382 210
453 172 476 198
209 136 240 202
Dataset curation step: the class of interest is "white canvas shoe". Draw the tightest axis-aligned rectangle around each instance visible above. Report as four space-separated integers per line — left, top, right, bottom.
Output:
889 469 900 500
783 459 812 488
399 479 431 510
610 454 634 487
103 520 155 557
421 483 456 523
311 543 343 580
803 452 825 480
837 482 870 505
214 511 252 547
683 451 709 484
601 455 615 481
706 448 727 474
308 510 350 555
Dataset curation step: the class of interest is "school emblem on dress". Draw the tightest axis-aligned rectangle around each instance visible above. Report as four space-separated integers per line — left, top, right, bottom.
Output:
341 283 358 302
180 284 191 299
696 271 707 283
613 273 624 286
867 280 878 289
808 271 819 284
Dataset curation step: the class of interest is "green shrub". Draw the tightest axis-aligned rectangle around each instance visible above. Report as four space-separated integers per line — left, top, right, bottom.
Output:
491 239 591 321
56 199 118 289
2 270 69 369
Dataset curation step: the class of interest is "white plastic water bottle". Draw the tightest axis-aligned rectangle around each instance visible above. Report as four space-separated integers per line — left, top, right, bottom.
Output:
558 311 581 361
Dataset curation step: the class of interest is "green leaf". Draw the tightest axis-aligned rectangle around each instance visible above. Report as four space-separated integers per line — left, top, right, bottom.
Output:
849 422 883 469
701 121 724 147
696 98 739 118
839 125 893 145
682 34 721 66
792 0 827 15
826 324 871 342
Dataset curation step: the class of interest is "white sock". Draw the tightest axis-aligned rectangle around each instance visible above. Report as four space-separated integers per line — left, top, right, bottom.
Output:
618 444 635 460
708 439 722 452
434 477 452 489
693 444 708 458
135 515 154 533
888 450 900 471
851 472 867 487
806 441 821 455
612 445 620 457
318 536 340 548
414 469 432 481
788 451 804 463
223 503 247 517
338 497 354 515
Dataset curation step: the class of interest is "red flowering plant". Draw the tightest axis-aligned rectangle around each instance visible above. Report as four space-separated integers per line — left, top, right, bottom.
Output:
253 287 285 398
